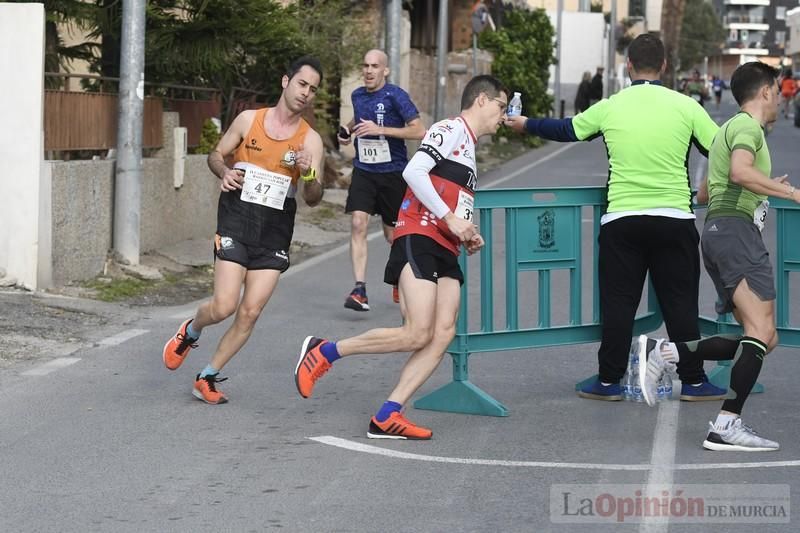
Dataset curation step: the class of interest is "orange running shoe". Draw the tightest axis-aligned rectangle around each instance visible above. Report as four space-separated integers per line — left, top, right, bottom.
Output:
294 336 332 398
367 411 432 440
163 319 198 370
392 285 400 304
193 374 228 404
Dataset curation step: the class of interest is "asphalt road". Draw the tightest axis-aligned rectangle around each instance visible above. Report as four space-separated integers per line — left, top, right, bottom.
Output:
1 99 799 532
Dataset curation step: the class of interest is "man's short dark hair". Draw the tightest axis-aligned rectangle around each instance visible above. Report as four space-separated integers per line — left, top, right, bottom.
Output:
461 75 508 111
627 33 664 73
287 55 323 85
730 62 779 106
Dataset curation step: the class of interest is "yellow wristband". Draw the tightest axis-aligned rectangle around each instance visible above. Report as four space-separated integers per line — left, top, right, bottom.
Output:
789 185 796 198
301 167 317 182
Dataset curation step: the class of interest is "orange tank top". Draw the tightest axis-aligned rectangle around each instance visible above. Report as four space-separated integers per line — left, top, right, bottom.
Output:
232 107 311 185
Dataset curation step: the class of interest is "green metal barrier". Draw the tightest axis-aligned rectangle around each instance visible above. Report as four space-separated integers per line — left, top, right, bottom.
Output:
699 197 800 392
414 187 664 416
413 188 799 417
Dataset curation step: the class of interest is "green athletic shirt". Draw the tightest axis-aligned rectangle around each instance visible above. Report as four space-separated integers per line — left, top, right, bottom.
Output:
572 82 718 213
706 112 770 221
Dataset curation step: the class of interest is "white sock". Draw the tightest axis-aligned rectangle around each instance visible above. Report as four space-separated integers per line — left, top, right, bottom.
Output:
713 413 738 430
660 341 679 363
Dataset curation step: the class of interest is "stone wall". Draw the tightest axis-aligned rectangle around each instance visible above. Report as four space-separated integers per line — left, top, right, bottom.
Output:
46 112 219 286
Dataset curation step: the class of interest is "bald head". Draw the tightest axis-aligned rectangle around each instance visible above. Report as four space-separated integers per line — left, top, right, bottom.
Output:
362 49 390 91
364 49 388 67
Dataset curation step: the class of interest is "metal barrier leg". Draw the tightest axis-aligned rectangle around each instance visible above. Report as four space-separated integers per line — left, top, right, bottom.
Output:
413 352 509 417
707 361 764 394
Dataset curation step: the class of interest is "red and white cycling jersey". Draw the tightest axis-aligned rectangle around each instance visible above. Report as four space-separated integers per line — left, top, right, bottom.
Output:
394 116 478 255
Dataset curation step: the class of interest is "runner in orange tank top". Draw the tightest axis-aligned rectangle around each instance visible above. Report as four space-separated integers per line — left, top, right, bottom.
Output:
162 56 325 405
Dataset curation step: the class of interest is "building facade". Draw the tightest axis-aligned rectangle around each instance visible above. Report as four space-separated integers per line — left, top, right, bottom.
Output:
787 6 800 69
711 0 797 78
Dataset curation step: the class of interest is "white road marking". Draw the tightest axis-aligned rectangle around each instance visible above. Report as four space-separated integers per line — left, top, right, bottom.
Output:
22 357 81 376
97 329 148 346
483 143 577 188
639 400 681 533
310 435 800 470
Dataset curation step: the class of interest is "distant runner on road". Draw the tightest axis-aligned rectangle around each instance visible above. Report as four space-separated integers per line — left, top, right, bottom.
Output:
339 49 425 312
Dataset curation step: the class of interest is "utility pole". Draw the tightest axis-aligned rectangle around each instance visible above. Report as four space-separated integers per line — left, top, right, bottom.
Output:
385 0 402 82
114 0 146 265
434 0 449 120
606 0 617 97
554 0 563 116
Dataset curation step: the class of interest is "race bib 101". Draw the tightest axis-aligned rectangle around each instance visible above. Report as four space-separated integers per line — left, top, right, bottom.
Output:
358 138 391 164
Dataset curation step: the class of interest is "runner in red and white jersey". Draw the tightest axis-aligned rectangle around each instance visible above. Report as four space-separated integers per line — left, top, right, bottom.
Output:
394 115 478 255
293 75 509 440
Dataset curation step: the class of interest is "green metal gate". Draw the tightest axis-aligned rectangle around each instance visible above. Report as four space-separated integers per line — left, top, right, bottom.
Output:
413 187 800 417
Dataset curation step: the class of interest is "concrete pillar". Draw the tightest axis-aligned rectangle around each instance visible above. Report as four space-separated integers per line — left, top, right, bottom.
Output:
0 4 46 289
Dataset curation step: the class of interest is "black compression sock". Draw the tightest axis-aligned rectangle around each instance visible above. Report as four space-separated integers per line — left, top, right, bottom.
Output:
677 334 741 362
721 336 767 415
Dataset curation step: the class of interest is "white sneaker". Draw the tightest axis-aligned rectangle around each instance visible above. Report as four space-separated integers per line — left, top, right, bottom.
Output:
702 419 779 452
637 336 677 406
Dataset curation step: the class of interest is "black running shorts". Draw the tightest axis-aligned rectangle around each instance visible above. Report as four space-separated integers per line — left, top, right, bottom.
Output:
701 216 776 314
213 234 290 272
345 167 407 227
384 234 463 286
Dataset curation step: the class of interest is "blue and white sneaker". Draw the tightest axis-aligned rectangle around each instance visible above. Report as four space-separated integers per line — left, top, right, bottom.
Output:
578 378 622 401
702 419 779 452
680 377 727 401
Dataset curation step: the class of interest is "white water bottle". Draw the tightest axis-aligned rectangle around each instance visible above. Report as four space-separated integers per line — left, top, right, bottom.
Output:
630 356 644 402
662 372 673 400
507 92 522 117
622 342 636 401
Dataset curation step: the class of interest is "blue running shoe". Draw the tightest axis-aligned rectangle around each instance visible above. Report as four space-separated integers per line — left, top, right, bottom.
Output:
680 378 726 401
578 378 622 401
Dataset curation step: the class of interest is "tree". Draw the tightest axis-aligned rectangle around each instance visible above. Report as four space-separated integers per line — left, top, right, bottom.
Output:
660 0 686 88
293 0 375 142
143 0 305 104
39 0 373 137
479 8 555 121
11 0 101 88
678 0 726 72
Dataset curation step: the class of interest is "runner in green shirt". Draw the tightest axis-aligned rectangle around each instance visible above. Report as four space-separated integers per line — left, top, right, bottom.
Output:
507 34 726 401
643 61 800 451
684 69 709 107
